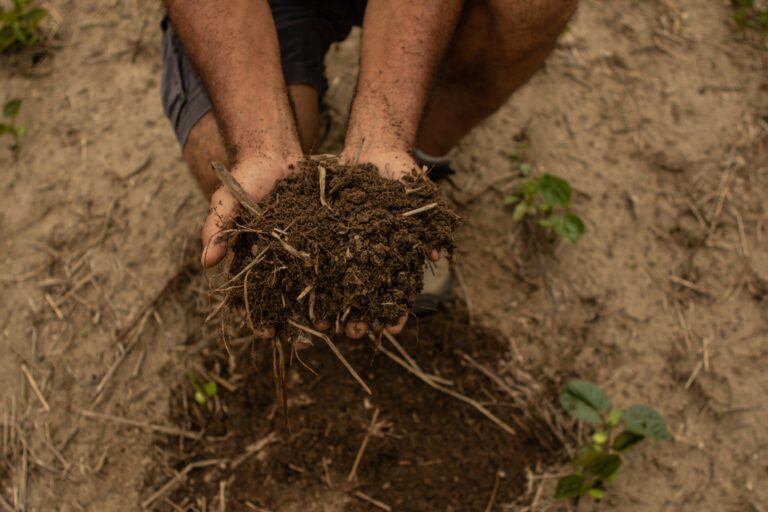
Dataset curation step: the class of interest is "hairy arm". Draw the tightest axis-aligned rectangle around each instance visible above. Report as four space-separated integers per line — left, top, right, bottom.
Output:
164 0 300 161
342 0 464 175
164 0 302 268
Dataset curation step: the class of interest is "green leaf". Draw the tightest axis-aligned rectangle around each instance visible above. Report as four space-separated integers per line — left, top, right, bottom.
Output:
540 213 585 243
588 488 605 501
605 408 622 428
585 453 621 479
512 202 528 221
623 405 671 440
194 390 207 405
518 162 532 176
0 26 16 52
13 125 27 138
612 430 645 452
539 174 572 207
4 99 21 119
573 445 602 468
555 474 585 498
0 124 10 136
203 381 217 397
592 431 608 445
559 380 612 424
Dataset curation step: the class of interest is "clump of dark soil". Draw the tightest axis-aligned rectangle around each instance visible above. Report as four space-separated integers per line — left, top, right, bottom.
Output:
155 306 569 511
224 158 458 333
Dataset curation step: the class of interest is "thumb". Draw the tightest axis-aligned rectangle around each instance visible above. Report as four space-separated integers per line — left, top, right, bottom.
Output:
201 186 239 267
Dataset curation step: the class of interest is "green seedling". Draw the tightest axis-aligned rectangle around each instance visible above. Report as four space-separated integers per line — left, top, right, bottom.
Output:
187 371 218 405
0 98 27 149
504 173 585 243
0 0 48 52
732 0 768 31
555 380 671 502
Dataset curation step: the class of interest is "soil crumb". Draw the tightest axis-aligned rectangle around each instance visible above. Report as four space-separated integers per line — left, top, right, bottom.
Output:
154 305 568 511
225 158 458 333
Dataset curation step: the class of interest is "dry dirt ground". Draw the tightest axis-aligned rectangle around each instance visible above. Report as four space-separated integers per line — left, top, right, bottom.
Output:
1 1 767 511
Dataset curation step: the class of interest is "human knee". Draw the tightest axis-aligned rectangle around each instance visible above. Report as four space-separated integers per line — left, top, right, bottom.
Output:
493 0 578 41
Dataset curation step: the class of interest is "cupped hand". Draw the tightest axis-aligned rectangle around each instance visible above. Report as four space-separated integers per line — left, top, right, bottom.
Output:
201 153 299 268
338 147 441 340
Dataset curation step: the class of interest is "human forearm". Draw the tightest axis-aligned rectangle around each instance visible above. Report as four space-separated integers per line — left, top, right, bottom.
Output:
345 0 463 155
164 0 300 161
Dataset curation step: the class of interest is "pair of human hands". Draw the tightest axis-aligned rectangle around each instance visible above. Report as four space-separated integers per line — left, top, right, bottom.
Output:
201 148 439 340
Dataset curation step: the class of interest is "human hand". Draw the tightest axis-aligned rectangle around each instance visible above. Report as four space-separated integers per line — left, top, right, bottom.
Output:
201 152 300 268
337 147 442 340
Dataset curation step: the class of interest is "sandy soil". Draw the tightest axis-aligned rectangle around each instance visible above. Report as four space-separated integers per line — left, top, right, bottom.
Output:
1 1 766 511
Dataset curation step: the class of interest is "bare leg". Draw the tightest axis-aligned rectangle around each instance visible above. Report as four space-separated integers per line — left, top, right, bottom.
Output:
418 0 578 155
184 84 320 198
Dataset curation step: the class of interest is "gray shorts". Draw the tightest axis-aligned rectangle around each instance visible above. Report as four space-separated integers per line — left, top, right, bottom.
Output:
161 0 367 149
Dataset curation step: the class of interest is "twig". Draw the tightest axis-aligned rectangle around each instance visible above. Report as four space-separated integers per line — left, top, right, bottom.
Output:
351 491 391 512
141 458 223 510
44 293 64 320
219 480 226 512
318 165 330 208
211 161 261 217
287 320 371 395
483 471 502 512
230 432 279 470
382 331 421 371
401 203 438 217
80 410 202 440
684 361 703 390
20 364 50 412
271 232 310 261
379 344 517 436
347 408 381 482
669 275 712 296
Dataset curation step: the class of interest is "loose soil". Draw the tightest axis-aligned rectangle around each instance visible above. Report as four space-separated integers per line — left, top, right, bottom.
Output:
157 302 567 511
226 160 457 333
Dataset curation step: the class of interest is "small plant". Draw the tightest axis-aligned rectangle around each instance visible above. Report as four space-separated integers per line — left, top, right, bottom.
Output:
504 173 586 243
0 98 27 149
555 380 671 501
187 371 218 405
0 0 48 52
732 0 768 31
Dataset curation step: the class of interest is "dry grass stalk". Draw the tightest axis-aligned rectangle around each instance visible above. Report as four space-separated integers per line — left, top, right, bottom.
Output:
210 161 261 217
141 458 224 510
401 202 438 217
20 365 50 412
80 410 202 440
287 320 372 395
347 407 381 482
318 165 329 208
379 342 517 436
351 491 391 512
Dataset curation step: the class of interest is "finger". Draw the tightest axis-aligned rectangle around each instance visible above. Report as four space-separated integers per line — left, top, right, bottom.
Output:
201 186 239 267
313 319 332 331
429 249 440 262
385 314 408 334
345 321 369 339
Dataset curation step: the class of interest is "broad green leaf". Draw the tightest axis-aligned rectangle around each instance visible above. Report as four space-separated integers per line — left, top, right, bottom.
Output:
539 174 572 207
623 405 671 440
588 488 605 501
606 408 622 428
573 445 602 468
194 390 207 405
203 381 217 397
612 430 645 452
585 453 621 479
555 474 585 498
0 124 10 135
512 202 528 221
592 431 608 445
559 380 611 424
541 213 585 243
4 99 21 119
